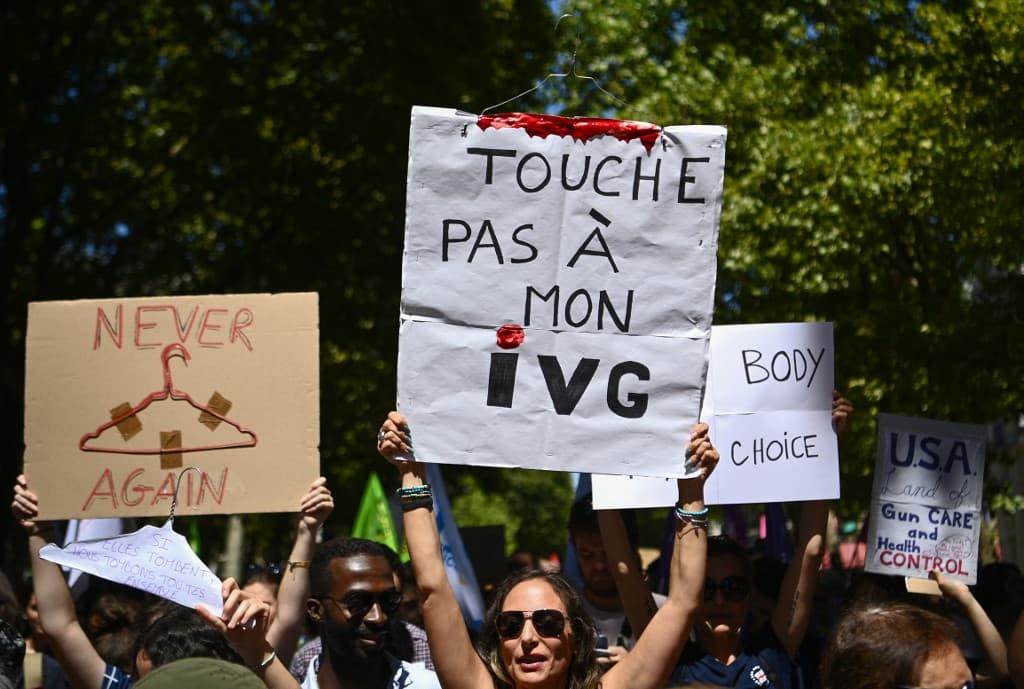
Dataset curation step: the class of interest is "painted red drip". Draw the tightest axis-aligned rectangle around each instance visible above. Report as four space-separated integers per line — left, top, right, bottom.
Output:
496 323 525 349
477 112 662 152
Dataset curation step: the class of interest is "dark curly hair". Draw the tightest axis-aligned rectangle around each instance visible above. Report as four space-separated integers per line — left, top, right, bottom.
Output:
477 570 600 689
132 605 242 676
310 537 395 599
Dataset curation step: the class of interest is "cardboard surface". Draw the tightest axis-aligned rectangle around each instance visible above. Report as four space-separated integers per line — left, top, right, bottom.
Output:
25 292 319 519
398 107 727 477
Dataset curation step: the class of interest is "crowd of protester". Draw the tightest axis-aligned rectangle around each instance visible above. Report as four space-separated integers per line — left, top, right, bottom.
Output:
3 391 1024 689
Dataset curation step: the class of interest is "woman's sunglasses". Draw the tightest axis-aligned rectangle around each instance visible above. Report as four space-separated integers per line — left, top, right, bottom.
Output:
704 575 750 602
495 609 566 639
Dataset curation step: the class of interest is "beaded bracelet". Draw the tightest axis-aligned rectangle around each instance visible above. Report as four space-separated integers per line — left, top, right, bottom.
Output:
400 495 434 512
397 484 431 497
675 505 709 528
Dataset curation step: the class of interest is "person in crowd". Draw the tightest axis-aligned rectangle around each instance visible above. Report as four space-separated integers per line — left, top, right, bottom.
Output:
12 474 299 689
619 391 850 688
82 590 144 677
819 600 972 689
567 495 664 671
295 537 438 689
2 570 71 689
244 571 281 626
288 541 434 682
377 409 719 689
133 657 265 689
395 562 425 632
507 553 538 575
930 570 1008 687
1009 610 1024 689
265 476 335 669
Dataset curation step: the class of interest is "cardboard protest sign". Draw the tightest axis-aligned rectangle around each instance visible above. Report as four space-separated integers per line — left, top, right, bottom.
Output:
866 414 986 584
592 322 837 508
25 292 319 520
40 522 224 615
398 107 727 477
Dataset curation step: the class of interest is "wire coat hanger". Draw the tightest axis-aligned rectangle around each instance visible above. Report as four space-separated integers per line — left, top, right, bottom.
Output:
79 343 258 454
480 12 637 117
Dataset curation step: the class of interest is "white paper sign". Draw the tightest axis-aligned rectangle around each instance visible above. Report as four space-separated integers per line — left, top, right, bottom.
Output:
398 107 727 477
865 414 986 584
40 522 223 615
592 322 836 508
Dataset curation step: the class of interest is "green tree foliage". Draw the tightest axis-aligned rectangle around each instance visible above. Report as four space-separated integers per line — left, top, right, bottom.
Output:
0 0 560 569
545 0 1023 514
3 0 1022 574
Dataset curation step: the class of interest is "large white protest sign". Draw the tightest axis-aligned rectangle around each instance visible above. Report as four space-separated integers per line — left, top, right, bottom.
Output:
592 322 837 508
866 414 986 584
40 522 224 615
399 107 726 477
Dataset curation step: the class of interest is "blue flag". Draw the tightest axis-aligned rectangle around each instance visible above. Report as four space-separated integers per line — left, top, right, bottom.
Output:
424 462 485 631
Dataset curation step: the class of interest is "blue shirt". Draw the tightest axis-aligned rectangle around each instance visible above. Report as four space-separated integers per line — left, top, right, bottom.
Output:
100 663 132 689
671 625 800 689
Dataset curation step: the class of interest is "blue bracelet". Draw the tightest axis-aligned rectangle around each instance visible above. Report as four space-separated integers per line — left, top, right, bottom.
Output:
397 484 431 497
675 505 710 519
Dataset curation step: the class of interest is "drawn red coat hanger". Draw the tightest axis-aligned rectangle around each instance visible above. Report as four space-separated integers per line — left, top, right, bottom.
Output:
79 343 258 455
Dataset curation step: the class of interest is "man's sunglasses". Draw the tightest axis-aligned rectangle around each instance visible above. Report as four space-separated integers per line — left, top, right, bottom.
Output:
495 609 566 640
322 589 403 619
703 575 750 602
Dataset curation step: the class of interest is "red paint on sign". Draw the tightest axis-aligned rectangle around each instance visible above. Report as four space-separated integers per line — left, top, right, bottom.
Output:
477 112 661 152
496 323 525 349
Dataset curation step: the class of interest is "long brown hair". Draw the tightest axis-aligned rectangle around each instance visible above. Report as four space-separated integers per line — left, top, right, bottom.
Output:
477 570 601 689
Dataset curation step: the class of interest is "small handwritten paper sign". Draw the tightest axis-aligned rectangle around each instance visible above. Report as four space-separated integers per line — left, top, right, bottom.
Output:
40 522 224 615
865 414 986 584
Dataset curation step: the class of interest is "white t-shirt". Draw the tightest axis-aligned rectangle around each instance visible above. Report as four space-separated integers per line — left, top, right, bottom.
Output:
301 653 440 689
581 592 668 649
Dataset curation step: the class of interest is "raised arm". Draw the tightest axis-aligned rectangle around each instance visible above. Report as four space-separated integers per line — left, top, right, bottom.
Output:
13 474 106 689
930 570 1008 684
266 476 333 666
603 423 718 689
377 411 494 689
596 508 656 647
197 578 301 689
771 391 852 656
1010 611 1024 689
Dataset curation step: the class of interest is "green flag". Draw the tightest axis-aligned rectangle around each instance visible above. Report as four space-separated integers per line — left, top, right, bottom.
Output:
351 472 407 560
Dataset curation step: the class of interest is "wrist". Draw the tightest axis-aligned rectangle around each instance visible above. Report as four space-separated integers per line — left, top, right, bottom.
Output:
400 466 427 486
28 523 56 539
246 644 276 673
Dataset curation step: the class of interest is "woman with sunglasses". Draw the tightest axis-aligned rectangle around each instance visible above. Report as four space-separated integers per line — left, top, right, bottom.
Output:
377 410 719 689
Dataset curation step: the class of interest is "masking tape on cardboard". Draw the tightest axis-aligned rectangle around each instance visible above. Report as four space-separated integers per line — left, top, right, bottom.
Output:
198 392 232 431
160 430 183 469
110 402 142 441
